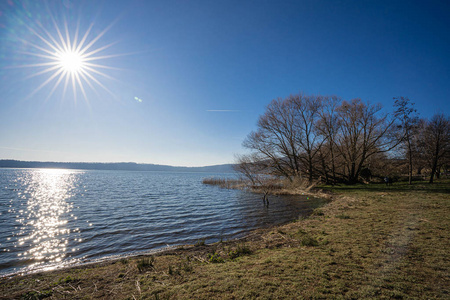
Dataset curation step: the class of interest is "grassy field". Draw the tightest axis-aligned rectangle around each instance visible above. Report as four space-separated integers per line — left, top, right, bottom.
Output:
1 180 449 299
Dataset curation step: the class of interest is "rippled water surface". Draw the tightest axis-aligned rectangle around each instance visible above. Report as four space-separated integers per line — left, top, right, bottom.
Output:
0 168 325 276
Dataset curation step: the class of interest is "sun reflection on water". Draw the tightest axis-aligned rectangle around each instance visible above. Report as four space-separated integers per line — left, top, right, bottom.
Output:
13 169 81 272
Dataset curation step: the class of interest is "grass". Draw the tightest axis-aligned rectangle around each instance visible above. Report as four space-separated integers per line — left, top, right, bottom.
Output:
194 239 205 247
228 244 252 259
1 179 449 299
202 178 244 189
136 256 155 272
207 252 225 263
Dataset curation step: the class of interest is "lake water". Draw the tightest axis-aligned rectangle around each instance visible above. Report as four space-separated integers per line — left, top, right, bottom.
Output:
0 168 325 276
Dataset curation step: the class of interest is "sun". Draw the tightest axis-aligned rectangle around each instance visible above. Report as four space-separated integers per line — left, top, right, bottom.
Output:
57 50 85 74
19 16 120 101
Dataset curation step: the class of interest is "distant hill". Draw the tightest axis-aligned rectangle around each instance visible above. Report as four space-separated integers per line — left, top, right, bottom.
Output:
0 160 235 173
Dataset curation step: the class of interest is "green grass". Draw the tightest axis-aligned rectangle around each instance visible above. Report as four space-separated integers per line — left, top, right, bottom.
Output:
1 179 448 299
207 252 225 263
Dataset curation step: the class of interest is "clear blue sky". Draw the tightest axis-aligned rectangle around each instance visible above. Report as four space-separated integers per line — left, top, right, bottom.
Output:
0 0 449 166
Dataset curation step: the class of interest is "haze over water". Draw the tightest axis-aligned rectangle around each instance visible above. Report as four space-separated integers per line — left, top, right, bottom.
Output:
0 168 325 276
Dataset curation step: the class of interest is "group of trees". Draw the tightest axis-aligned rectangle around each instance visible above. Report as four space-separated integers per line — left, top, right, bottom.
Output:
236 93 449 185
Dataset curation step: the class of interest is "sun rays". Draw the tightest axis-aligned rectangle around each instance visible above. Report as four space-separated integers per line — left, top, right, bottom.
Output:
17 13 120 102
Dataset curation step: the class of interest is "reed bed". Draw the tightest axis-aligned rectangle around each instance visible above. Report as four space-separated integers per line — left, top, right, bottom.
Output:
201 177 245 189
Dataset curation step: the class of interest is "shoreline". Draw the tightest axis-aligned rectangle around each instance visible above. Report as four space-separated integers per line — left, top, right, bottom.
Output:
1 189 328 279
1 180 448 299
0 216 295 282
0 244 181 279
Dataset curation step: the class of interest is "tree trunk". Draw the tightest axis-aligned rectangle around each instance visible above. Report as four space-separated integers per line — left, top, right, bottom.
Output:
429 163 437 183
308 159 313 185
331 151 336 185
407 140 413 185
347 162 357 184
429 138 441 184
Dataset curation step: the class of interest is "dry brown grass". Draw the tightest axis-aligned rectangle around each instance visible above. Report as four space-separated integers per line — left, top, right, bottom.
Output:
201 177 246 189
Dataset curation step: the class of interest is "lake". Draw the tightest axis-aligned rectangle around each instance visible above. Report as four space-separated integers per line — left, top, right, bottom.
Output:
0 168 325 276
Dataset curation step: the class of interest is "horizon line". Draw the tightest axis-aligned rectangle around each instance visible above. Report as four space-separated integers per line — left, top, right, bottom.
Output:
0 158 234 169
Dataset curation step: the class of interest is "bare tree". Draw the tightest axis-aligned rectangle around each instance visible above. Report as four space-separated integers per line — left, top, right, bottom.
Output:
242 94 325 185
422 114 450 183
316 95 342 184
393 97 419 184
291 94 325 184
241 94 406 186
409 118 428 176
243 97 303 180
334 99 398 184
233 153 266 186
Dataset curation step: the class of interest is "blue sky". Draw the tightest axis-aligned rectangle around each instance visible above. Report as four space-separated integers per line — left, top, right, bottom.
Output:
0 0 449 166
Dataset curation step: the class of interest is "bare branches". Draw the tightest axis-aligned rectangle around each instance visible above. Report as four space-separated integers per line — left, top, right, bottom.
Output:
422 114 450 183
238 93 423 185
334 99 399 183
393 97 420 184
238 92 449 185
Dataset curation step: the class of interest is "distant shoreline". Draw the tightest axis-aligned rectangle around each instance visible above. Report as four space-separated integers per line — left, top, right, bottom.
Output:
0 159 235 173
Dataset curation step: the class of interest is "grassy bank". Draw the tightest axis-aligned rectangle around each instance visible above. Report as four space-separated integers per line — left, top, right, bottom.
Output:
1 180 449 299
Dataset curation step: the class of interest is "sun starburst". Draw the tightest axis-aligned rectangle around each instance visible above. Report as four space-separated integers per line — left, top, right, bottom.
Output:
19 15 120 102
58 50 84 73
